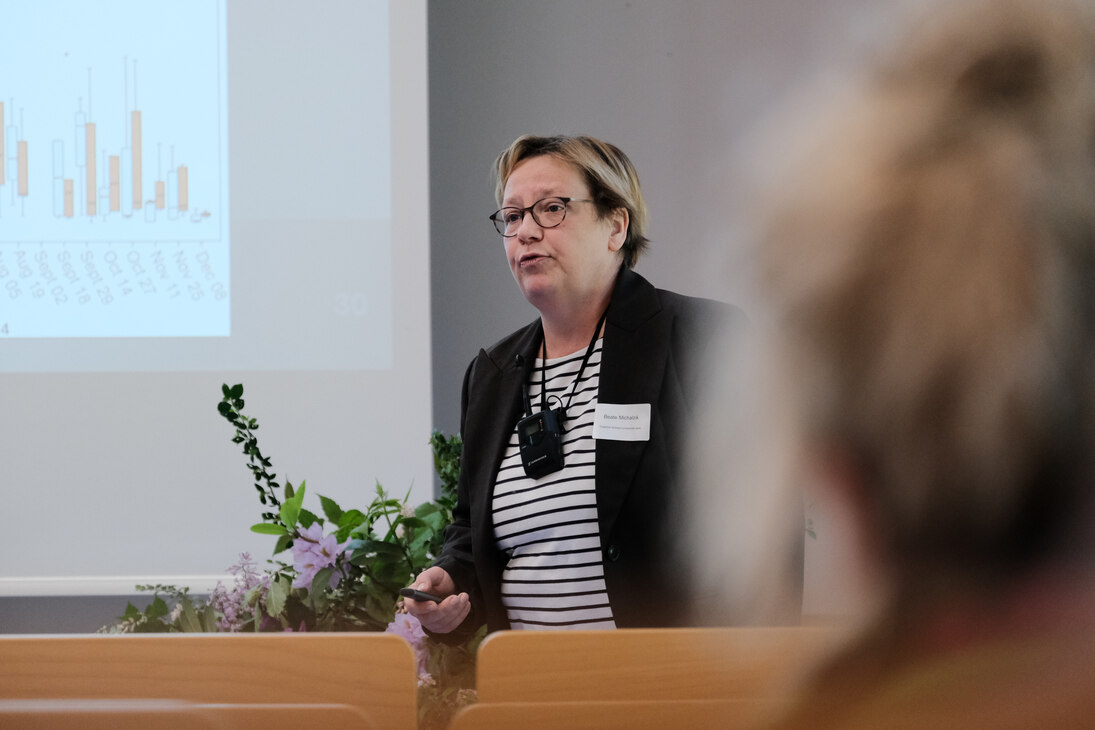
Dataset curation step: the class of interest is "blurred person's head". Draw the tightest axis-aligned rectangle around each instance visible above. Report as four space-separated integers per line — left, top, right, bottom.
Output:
687 0 1095 629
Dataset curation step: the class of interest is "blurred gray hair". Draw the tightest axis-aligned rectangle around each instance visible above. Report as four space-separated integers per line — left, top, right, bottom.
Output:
685 0 1095 624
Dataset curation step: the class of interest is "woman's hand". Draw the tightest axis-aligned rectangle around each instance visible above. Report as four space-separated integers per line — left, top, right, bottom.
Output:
403 566 472 634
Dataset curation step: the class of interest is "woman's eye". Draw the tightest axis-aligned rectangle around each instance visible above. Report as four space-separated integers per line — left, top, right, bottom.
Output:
504 211 523 224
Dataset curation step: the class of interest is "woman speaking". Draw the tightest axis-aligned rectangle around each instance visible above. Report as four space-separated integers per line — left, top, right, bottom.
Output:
405 134 736 638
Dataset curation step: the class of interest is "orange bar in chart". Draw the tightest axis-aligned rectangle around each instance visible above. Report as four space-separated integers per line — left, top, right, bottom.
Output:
64 179 74 218
17 141 29 196
131 109 142 209
0 101 5 186
86 122 97 215
178 165 189 211
109 155 121 211
155 180 165 209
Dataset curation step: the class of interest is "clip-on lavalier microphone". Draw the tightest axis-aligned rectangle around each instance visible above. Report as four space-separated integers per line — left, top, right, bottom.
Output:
517 381 566 480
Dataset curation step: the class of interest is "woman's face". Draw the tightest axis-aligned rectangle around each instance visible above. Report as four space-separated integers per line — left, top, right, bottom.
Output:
501 155 627 315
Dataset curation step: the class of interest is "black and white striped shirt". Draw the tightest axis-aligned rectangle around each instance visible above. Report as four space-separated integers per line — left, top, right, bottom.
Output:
492 339 616 630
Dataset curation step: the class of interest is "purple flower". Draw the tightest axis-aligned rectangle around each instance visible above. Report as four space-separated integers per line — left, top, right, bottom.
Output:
387 612 427 647
386 613 429 679
290 523 350 590
210 553 268 632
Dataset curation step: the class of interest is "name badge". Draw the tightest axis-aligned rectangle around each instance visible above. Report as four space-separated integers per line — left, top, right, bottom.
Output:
593 403 651 442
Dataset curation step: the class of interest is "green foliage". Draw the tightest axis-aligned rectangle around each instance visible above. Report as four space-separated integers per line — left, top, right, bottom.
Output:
215 387 463 632
429 429 462 499
104 383 476 727
103 585 218 634
217 383 283 525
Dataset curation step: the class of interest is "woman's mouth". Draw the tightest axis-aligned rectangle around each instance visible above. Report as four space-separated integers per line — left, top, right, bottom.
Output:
519 253 548 266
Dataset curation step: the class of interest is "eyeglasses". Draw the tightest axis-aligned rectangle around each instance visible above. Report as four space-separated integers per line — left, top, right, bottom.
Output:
489 197 592 237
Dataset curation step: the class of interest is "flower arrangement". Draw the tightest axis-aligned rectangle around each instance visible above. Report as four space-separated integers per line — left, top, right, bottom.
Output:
101 383 482 729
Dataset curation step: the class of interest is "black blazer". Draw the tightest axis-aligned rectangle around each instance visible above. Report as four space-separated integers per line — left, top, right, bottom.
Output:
435 268 737 637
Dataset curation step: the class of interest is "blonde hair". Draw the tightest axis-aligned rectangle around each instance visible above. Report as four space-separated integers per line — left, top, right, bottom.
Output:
688 0 1095 625
493 135 650 269
762 0 1095 586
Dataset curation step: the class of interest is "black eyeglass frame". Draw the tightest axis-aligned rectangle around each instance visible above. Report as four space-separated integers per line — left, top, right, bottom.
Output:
488 197 593 237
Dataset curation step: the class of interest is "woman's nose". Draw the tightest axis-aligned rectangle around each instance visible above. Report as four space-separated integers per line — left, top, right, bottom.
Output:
515 212 543 241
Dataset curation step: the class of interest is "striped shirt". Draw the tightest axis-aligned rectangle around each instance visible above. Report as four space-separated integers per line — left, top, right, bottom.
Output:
492 339 616 630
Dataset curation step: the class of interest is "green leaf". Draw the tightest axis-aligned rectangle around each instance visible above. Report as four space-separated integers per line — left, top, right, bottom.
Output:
415 502 440 517
266 575 290 617
363 595 392 625
273 533 293 555
229 383 244 399
145 596 169 621
280 481 306 527
349 539 405 566
178 598 202 633
338 509 366 530
362 539 407 557
409 530 431 552
420 511 444 531
201 603 218 632
250 522 289 536
399 516 427 530
298 508 320 529
319 494 344 523
311 567 334 608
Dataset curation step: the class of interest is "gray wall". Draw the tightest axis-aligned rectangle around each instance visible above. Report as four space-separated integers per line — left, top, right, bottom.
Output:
428 0 888 436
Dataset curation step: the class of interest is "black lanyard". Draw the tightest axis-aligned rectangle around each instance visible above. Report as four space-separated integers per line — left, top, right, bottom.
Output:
538 309 608 424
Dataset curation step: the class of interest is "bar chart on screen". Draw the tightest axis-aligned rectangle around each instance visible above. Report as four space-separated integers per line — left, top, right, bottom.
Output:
0 0 229 338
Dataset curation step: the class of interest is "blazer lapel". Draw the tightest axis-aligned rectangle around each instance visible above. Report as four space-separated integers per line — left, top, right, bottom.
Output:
596 270 669 541
466 323 542 561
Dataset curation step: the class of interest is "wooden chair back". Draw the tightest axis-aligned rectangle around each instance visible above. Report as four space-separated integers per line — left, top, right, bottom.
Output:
0 699 225 729
0 699 373 729
199 703 373 729
475 627 836 703
0 633 415 730
450 698 783 730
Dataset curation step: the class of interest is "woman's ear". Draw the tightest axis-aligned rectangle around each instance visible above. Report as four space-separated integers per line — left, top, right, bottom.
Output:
607 208 629 252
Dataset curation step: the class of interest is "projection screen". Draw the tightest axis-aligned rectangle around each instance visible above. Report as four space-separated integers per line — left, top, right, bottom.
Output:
0 0 433 596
